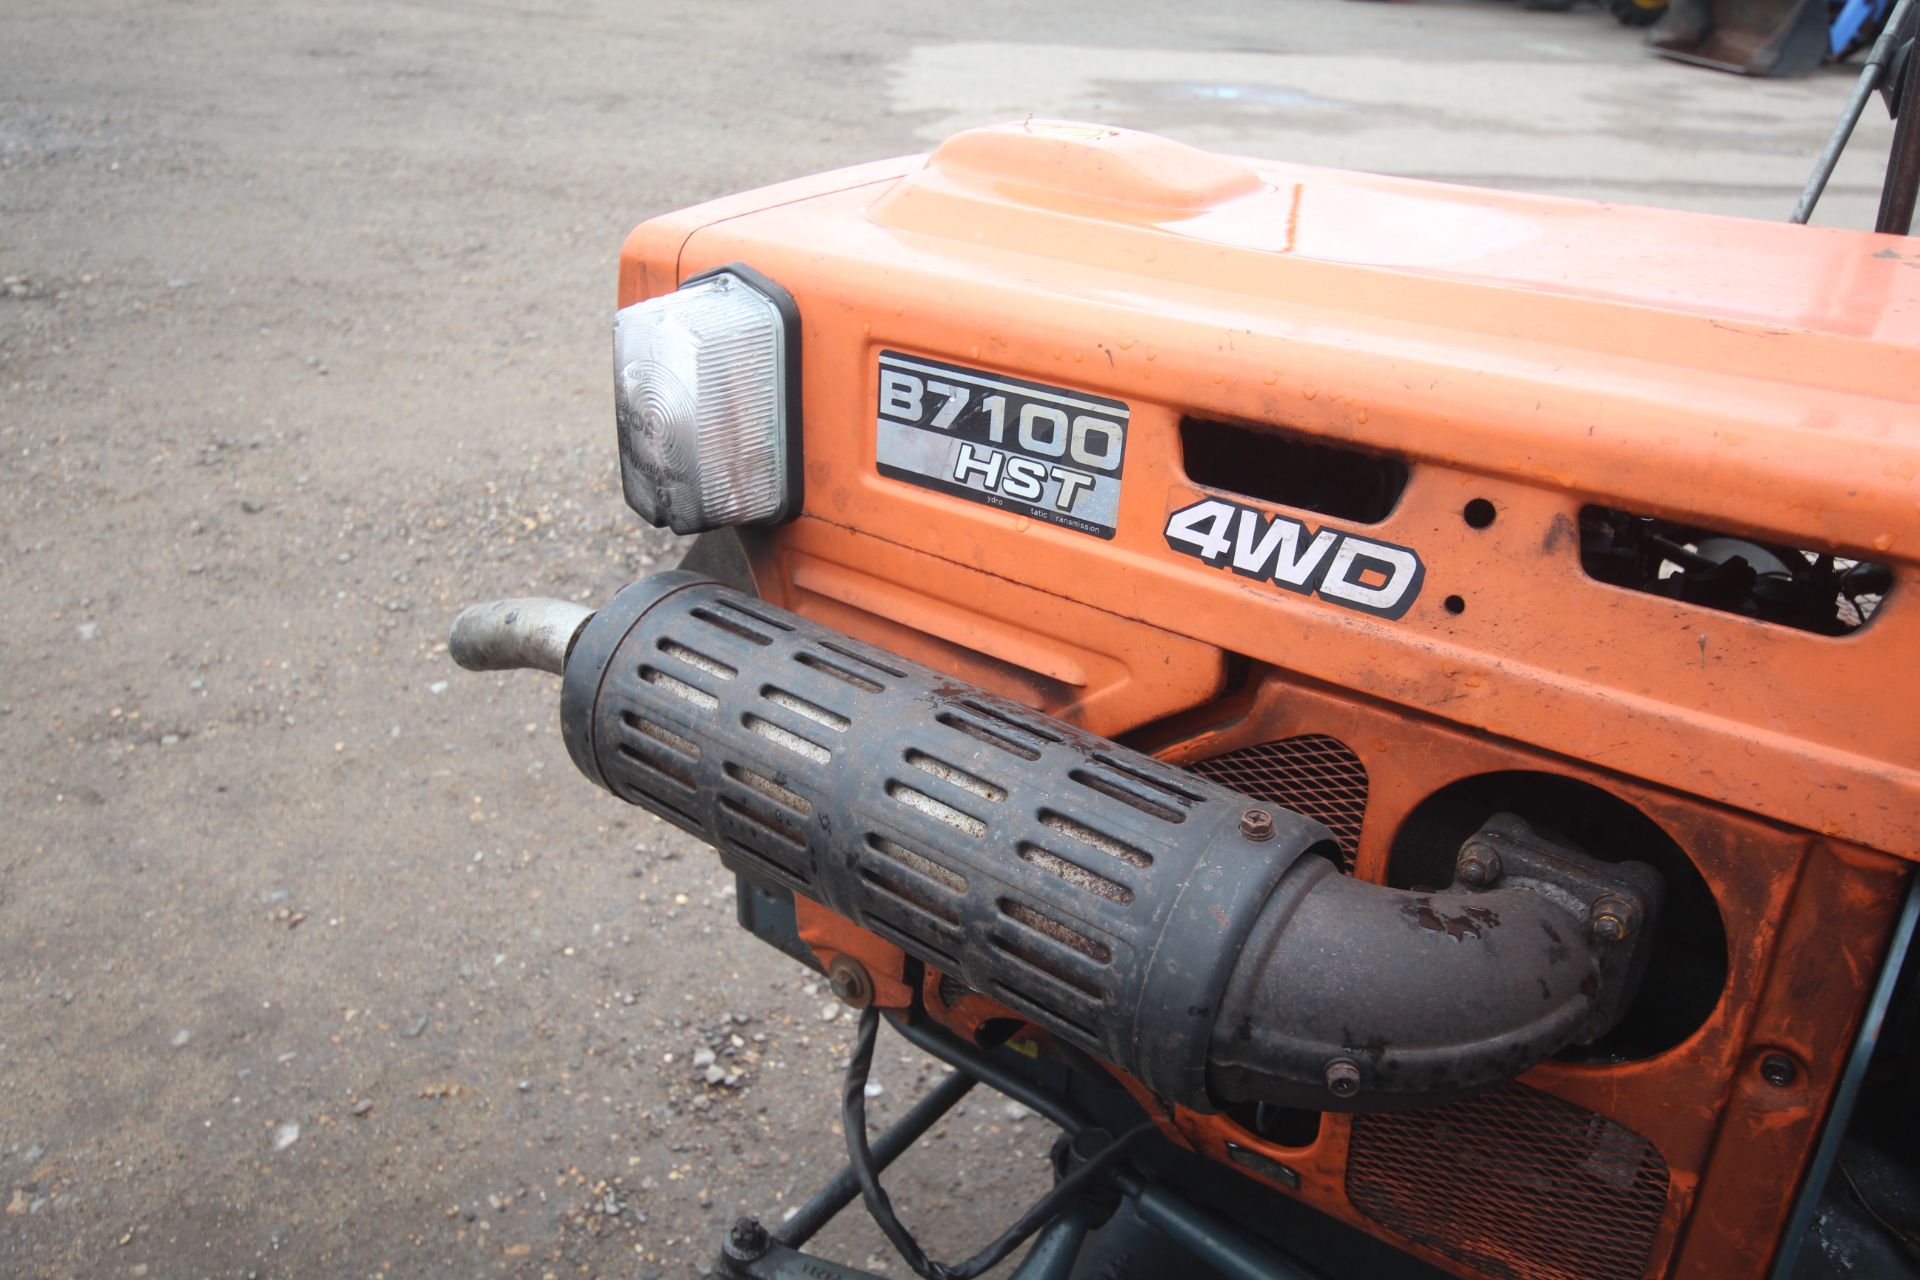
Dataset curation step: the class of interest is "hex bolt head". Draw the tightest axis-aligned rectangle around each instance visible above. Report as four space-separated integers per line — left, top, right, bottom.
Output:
725 1216 770 1261
1589 895 1637 945
1760 1052 1799 1088
1240 809 1275 842
1324 1057 1362 1099
827 956 874 1010
1455 842 1503 888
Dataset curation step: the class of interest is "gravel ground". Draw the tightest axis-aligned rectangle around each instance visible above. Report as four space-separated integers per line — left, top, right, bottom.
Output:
0 2 1897 1277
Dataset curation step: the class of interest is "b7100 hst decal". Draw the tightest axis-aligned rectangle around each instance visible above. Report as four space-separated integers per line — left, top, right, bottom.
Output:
874 351 1128 539
1164 497 1425 620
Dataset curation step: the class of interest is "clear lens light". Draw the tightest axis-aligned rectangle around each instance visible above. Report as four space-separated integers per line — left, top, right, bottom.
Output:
613 270 792 534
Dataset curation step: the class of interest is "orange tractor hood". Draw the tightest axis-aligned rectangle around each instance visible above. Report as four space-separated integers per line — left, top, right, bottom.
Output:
618 121 1920 857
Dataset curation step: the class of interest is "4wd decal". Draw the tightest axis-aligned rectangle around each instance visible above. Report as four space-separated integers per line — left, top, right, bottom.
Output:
1164 497 1425 620
873 351 1128 539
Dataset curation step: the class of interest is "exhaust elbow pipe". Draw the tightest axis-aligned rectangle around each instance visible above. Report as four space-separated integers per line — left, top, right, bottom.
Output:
449 598 593 676
454 572 1661 1112
1208 816 1660 1109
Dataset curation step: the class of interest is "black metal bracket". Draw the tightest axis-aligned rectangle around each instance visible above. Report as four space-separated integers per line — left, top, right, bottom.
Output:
710 1009 1320 1280
1878 29 1920 233
716 1219 886 1280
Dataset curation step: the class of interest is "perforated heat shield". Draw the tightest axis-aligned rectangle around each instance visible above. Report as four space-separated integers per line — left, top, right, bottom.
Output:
559 572 1330 1109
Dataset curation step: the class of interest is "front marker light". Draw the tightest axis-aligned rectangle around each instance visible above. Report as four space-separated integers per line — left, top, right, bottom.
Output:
612 265 801 535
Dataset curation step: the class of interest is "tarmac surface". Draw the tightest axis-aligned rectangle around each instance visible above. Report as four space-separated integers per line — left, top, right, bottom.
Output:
0 1 1901 1277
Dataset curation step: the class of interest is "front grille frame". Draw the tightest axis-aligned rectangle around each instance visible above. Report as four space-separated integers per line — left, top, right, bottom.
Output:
1185 732 1677 1280
1345 1081 1673 1280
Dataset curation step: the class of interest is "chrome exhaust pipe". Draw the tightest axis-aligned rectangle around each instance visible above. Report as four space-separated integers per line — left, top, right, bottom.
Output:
448 598 593 677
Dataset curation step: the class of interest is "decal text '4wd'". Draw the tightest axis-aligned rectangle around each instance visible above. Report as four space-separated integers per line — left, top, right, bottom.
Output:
1164 497 1425 620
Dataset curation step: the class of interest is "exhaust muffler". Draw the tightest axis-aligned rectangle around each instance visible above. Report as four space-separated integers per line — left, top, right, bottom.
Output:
452 572 1661 1112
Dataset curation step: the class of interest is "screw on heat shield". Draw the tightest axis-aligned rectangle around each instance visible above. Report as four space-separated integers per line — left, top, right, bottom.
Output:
1455 842 1503 888
1760 1053 1799 1088
1240 809 1275 842
828 956 874 1010
1324 1058 1362 1099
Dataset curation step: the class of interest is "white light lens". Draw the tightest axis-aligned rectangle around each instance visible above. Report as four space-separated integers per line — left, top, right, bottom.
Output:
613 270 793 534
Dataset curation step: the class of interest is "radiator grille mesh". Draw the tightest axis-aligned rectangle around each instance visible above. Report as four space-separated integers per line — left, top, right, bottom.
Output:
1187 735 1367 870
1346 1081 1671 1280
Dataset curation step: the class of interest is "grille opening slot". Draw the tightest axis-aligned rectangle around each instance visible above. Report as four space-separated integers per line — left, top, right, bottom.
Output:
987 982 1099 1047
1181 418 1408 525
614 743 698 795
762 687 850 732
1578 504 1889 636
936 711 1042 762
960 698 1064 746
906 751 1007 803
1187 735 1368 871
999 900 1112 965
887 782 986 837
863 913 963 973
640 665 720 710
866 834 968 893
988 931 1105 1000
1069 767 1185 824
1092 752 1203 804
718 795 807 851
714 598 794 632
656 639 737 680
796 651 884 693
860 866 962 928
723 762 813 817
1389 771 1726 1061
1038 811 1151 869
1018 845 1133 904
690 606 772 646
1225 1101 1323 1150
744 715 831 764
971 1016 1025 1049
613 777 702 832
721 836 811 888
818 639 907 680
1224 1144 1301 1190
619 712 700 760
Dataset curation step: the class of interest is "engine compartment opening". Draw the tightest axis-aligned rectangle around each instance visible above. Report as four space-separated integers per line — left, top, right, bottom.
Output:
1578 504 1890 636
1180 418 1409 525
1387 771 1727 1062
